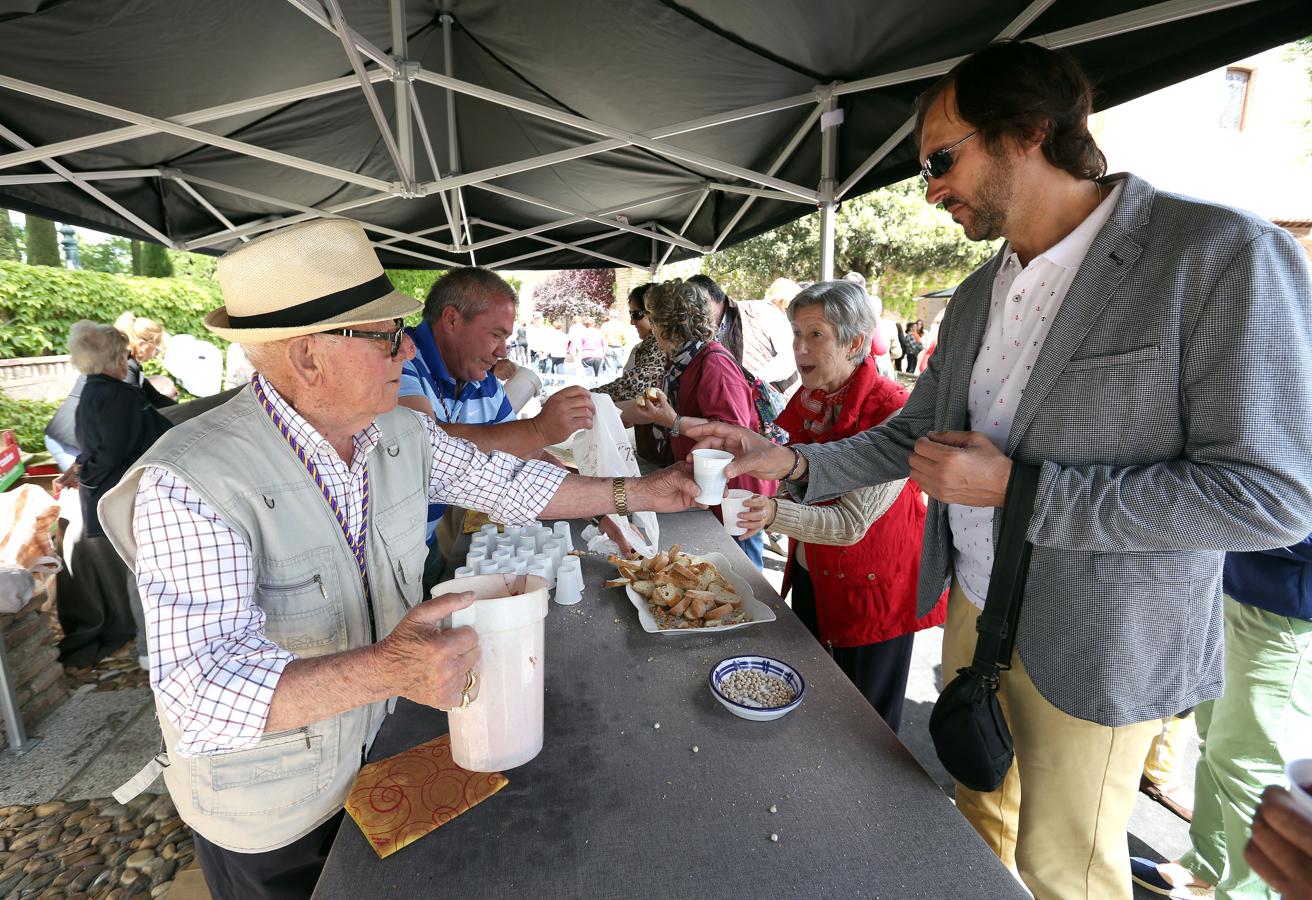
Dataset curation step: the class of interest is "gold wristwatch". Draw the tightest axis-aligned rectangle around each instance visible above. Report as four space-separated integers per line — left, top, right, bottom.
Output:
612 477 629 516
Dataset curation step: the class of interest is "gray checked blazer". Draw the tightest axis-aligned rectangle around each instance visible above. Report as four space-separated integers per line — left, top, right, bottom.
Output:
797 173 1312 727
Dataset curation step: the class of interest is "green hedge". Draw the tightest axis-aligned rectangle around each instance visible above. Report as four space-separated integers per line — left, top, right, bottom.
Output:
0 259 222 358
0 394 58 454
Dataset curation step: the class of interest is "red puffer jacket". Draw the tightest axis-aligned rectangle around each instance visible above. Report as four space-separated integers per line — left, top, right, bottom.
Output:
778 359 946 646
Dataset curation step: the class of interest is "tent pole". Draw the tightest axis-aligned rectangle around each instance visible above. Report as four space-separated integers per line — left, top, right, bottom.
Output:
0 73 387 174
473 220 645 269
475 182 705 253
391 0 415 188
0 121 177 247
712 103 822 252
655 187 710 274
407 83 462 251
818 92 841 281
440 13 471 256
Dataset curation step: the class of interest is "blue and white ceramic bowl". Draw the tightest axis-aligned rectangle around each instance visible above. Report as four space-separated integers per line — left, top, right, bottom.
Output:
709 655 805 722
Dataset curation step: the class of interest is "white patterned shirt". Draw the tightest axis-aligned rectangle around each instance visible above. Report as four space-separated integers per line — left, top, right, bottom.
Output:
950 182 1122 608
133 374 566 756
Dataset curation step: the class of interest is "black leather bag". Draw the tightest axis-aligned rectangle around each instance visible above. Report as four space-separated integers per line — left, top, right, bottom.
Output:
929 462 1040 793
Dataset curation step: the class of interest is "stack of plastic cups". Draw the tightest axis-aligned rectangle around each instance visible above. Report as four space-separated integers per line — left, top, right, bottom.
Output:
511 559 528 575
517 536 536 555
554 555 583 605
497 562 516 575
515 548 535 568
532 524 551 552
492 548 512 566
528 562 550 597
479 524 499 541
452 565 474 579
503 524 522 543
535 552 556 590
478 560 499 575
542 538 565 572
552 521 574 553
466 548 486 569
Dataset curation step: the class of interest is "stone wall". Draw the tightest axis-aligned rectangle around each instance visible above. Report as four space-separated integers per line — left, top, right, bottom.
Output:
0 355 77 402
0 576 69 751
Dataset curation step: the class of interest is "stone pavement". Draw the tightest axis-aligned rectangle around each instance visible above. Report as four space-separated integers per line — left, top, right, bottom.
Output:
0 645 199 898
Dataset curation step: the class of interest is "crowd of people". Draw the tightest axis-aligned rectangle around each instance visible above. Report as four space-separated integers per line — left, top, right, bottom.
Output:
26 38 1312 900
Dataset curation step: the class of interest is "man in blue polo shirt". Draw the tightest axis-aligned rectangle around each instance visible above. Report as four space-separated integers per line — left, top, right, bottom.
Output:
398 268 595 589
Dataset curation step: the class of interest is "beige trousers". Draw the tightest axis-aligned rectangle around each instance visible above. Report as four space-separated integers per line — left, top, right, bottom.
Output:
942 581 1160 900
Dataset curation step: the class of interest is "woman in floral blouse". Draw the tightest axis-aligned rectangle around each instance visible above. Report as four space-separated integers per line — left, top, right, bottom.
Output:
595 283 669 403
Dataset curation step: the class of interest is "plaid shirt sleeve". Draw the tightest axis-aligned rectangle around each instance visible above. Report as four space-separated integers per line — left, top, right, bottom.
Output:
416 411 566 523
133 466 295 758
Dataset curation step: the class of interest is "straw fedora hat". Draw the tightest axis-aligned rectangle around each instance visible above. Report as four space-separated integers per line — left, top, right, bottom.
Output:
204 218 420 342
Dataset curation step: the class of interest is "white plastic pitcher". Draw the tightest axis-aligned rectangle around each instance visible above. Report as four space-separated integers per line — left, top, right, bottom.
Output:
438 573 549 772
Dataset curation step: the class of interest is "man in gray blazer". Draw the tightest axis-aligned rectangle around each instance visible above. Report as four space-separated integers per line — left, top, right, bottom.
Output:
688 41 1312 900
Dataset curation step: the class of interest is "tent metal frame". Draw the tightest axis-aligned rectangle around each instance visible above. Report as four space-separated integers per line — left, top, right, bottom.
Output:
0 0 1262 277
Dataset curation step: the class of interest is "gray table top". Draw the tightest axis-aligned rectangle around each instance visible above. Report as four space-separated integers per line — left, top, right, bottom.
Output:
314 511 1023 900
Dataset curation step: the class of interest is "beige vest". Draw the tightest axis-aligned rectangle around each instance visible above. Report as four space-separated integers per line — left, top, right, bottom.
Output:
100 385 429 852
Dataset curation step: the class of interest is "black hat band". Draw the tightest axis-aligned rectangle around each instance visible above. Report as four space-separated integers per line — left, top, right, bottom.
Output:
225 273 395 328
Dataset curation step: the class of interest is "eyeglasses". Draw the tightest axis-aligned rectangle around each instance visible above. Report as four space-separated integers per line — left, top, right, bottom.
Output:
322 318 406 357
920 131 976 182
630 308 647 322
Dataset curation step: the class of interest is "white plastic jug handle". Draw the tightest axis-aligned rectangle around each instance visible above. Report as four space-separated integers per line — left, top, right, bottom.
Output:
443 605 477 631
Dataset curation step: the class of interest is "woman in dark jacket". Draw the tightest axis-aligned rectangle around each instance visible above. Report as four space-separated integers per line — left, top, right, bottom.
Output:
1132 534 1312 896
56 320 171 667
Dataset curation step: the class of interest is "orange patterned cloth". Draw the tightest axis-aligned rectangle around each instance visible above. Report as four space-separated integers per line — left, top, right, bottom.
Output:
345 733 508 858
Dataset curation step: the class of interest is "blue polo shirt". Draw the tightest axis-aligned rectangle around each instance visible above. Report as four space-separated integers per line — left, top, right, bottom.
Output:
400 321 514 540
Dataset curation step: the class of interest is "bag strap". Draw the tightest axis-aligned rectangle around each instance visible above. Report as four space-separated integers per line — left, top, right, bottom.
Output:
970 462 1042 675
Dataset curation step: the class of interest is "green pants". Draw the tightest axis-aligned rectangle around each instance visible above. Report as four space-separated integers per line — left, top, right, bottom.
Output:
1180 596 1312 898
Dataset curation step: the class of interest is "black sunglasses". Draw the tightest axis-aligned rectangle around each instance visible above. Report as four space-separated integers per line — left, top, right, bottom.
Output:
920 131 976 182
630 308 647 321
323 318 406 357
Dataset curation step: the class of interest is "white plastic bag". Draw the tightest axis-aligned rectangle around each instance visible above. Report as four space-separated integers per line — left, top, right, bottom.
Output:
571 394 658 557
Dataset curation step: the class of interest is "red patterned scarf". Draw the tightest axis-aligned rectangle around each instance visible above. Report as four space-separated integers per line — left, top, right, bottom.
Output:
796 368 857 440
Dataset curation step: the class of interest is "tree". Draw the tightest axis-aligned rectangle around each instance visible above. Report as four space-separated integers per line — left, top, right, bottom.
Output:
25 216 61 267
0 211 18 262
532 268 616 326
130 239 143 275
77 235 133 274
140 241 173 277
701 177 998 319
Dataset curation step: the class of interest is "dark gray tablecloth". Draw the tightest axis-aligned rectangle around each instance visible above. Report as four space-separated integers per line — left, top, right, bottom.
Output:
314 511 1023 900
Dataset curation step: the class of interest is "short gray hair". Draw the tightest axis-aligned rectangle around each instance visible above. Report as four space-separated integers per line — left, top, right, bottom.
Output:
423 267 516 323
787 280 878 362
68 320 128 375
239 339 291 374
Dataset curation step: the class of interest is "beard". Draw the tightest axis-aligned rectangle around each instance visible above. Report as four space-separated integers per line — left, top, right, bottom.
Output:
942 152 1014 242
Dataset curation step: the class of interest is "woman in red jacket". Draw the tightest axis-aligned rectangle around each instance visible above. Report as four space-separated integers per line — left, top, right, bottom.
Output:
735 281 945 730
625 279 776 568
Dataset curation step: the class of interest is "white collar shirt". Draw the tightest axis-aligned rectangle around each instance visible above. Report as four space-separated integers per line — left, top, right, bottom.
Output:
950 181 1122 608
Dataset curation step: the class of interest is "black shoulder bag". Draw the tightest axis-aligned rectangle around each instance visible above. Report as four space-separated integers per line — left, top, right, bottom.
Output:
928 462 1041 793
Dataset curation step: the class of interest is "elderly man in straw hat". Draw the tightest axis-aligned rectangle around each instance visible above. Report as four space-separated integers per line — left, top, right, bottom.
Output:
97 219 699 900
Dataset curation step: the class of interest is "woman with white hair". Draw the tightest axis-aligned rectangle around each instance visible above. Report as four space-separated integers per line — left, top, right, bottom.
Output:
732 281 946 730
56 320 171 666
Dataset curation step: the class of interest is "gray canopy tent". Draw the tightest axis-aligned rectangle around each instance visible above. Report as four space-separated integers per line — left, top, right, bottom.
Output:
0 0 1309 282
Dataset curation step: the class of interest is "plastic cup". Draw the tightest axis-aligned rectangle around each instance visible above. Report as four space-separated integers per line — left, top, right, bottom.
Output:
479 524 499 539
492 548 512 564
553 520 574 552
554 555 583 605
466 548 486 567
478 560 499 575
719 489 754 537
532 552 556 589
1286 758 1312 817
503 525 523 542
517 536 537 554
452 565 474 579
543 538 565 570
692 449 734 504
532 525 551 552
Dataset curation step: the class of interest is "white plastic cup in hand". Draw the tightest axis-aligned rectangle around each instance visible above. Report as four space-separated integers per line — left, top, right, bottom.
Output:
720 489 753 537
554 555 583 605
1286 758 1312 817
692 449 734 504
